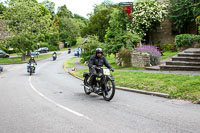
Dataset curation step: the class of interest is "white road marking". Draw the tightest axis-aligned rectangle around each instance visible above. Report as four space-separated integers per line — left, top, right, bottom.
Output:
28 65 92 121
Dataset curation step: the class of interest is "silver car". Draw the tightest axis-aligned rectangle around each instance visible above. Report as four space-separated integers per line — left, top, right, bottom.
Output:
0 50 9 58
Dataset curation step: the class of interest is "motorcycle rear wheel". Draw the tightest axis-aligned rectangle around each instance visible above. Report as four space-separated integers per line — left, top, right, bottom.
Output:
102 79 115 101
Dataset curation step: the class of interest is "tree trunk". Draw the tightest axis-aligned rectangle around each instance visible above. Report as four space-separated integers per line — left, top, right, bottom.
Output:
21 53 26 61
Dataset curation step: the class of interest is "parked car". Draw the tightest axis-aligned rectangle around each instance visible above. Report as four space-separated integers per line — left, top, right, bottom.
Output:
36 47 49 53
0 50 9 58
74 48 81 56
31 51 40 55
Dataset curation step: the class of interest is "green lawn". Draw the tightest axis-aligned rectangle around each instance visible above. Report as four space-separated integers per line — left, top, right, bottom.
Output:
71 69 200 103
161 51 178 60
64 57 76 68
0 54 54 64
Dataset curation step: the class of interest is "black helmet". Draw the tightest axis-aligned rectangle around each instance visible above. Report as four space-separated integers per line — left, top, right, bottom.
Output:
96 48 103 54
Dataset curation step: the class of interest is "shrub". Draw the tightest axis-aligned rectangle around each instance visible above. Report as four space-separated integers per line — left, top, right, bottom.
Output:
48 45 60 51
163 43 177 52
117 48 132 67
80 35 104 63
175 34 200 48
39 42 60 51
130 1 168 37
135 45 161 66
39 42 49 48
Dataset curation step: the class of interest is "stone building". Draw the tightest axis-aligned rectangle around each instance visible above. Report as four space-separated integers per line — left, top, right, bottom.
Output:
148 0 198 45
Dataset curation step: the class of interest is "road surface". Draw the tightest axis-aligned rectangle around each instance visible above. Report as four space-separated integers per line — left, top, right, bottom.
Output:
0 52 200 133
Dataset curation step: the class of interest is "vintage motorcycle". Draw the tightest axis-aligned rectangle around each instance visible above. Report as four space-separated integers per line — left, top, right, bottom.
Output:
83 67 115 101
29 63 35 76
68 48 71 54
52 54 57 61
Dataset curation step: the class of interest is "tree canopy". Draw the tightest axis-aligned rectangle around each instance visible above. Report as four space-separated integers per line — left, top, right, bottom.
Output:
42 0 55 19
4 0 51 59
169 0 200 33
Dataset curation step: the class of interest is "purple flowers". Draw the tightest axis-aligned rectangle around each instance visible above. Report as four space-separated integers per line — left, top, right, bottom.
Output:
135 45 161 65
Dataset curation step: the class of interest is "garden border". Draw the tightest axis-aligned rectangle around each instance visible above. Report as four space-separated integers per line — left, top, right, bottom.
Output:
63 66 170 98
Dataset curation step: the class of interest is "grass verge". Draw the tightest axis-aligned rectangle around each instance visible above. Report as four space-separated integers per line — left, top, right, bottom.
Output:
0 54 54 64
71 69 200 103
64 57 76 68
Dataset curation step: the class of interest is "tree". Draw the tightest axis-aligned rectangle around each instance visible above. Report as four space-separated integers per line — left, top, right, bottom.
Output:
73 13 88 30
42 0 55 19
0 2 6 15
81 9 113 42
57 5 72 18
81 0 117 42
169 0 200 34
4 0 51 60
59 17 80 46
80 35 104 63
104 8 141 55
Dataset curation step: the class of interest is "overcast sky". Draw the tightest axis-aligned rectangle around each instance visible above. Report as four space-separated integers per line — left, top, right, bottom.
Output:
37 0 134 18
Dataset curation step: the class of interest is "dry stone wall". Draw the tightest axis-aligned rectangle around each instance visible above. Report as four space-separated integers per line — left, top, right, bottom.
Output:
116 53 150 68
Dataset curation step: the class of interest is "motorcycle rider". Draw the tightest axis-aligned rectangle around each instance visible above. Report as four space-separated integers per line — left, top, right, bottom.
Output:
52 51 57 59
88 48 114 90
27 56 37 73
68 48 71 54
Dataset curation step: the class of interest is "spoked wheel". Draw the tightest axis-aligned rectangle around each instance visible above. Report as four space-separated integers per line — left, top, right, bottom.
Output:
30 68 32 76
102 79 115 101
83 79 91 95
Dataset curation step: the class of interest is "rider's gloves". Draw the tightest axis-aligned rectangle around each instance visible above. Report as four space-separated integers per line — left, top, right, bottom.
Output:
110 68 114 72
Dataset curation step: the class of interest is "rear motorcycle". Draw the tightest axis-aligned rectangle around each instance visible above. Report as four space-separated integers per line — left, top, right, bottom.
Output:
83 67 115 101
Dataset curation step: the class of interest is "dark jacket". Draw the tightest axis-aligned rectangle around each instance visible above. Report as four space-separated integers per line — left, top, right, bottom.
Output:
28 59 37 64
88 54 112 69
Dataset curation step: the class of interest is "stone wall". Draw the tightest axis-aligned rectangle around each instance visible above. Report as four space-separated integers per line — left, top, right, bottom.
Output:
116 52 150 68
149 18 175 44
149 0 198 45
131 53 150 68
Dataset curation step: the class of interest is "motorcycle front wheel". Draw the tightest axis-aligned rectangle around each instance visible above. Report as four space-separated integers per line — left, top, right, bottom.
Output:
30 68 32 76
84 78 91 95
102 79 115 101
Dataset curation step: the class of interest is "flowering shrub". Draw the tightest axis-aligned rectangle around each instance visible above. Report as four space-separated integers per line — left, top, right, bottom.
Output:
196 16 200 34
130 1 168 37
135 45 161 66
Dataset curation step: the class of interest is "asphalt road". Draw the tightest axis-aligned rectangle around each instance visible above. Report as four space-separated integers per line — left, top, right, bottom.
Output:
0 52 200 133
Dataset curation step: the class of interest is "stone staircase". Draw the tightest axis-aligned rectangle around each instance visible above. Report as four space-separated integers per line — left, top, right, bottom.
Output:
160 48 200 71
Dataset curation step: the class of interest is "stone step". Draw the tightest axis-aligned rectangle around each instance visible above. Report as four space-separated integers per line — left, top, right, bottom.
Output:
172 56 200 62
184 48 200 54
166 61 200 66
178 53 200 57
160 65 200 71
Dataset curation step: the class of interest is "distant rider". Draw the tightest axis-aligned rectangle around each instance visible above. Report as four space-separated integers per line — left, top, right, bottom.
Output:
52 51 57 58
27 56 37 73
